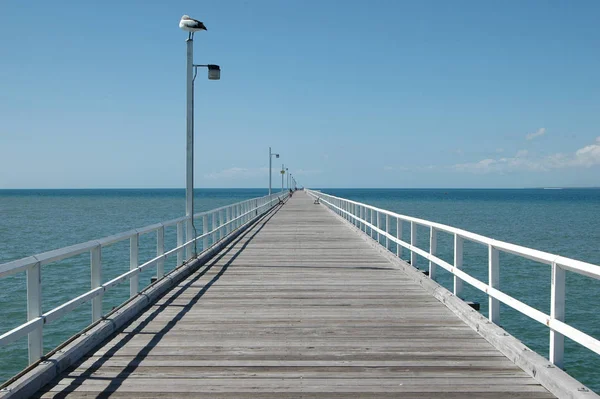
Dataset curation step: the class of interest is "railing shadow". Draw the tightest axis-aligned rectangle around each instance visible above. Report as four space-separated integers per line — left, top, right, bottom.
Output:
36 201 284 398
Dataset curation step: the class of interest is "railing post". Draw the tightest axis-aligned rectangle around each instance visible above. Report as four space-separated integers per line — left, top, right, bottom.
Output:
232 206 237 229
489 245 500 324
186 217 193 260
219 210 224 238
91 246 102 322
372 210 376 240
130 234 139 298
550 261 565 368
396 218 403 258
157 225 165 279
429 227 437 280
375 211 380 244
176 221 183 265
212 212 217 245
410 222 417 267
226 207 231 235
360 206 365 232
26 262 42 364
202 215 209 251
385 214 390 250
453 234 463 298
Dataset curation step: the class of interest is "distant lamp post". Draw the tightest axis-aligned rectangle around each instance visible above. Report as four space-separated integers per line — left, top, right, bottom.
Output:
269 147 279 195
281 164 286 192
179 14 221 259
286 167 289 190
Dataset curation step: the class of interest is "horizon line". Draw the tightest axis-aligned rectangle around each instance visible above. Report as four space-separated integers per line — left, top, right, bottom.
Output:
1 186 599 190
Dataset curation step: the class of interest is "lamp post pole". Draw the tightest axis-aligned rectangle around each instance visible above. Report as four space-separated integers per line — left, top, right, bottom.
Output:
180 15 219 262
268 147 279 195
269 147 272 195
281 164 285 192
185 38 194 260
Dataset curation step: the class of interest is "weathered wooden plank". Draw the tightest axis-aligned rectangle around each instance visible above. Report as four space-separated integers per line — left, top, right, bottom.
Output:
36 393 560 399
44 377 552 393
32 192 556 398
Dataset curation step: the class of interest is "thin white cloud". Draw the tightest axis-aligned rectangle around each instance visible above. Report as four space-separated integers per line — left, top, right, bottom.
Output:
452 138 600 174
526 127 546 141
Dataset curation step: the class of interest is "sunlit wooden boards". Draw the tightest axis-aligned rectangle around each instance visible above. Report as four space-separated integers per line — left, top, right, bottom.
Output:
36 192 554 398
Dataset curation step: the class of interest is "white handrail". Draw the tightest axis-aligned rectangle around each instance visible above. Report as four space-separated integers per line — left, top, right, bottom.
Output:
0 192 288 366
306 188 600 369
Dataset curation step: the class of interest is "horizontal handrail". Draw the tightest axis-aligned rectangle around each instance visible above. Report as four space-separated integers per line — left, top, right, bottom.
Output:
306 188 600 369
306 189 600 277
0 191 288 368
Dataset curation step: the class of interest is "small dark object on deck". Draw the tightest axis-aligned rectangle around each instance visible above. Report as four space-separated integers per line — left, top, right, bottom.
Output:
420 270 429 276
313 197 320 204
466 301 480 311
150 276 158 284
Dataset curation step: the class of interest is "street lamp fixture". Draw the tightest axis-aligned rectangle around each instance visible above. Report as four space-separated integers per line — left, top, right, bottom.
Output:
180 15 220 260
194 64 221 80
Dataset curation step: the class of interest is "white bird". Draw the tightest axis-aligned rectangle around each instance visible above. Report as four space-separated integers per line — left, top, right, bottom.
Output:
179 15 207 40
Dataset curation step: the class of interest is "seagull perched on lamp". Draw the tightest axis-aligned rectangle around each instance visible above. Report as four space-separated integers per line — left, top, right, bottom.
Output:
179 15 207 40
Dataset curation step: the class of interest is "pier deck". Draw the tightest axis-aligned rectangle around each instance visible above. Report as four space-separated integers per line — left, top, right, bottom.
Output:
36 192 554 398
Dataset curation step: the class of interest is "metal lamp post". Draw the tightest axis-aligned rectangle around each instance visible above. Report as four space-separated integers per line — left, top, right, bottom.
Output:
184 25 220 260
269 147 279 195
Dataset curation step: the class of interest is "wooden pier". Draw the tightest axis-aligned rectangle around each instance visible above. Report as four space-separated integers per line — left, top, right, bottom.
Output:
31 191 557 398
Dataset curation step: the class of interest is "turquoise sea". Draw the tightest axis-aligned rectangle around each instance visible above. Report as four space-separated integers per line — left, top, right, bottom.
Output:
1 188 599 393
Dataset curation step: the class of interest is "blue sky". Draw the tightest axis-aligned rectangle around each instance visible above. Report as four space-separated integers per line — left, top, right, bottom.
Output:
1 0 599 188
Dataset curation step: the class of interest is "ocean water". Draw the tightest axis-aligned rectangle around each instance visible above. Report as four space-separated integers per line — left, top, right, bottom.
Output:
1 188 599 393
0 188 269 385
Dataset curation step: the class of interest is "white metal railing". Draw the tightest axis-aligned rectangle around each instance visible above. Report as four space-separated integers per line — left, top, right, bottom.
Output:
0 192 287 365
306 189 600 369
